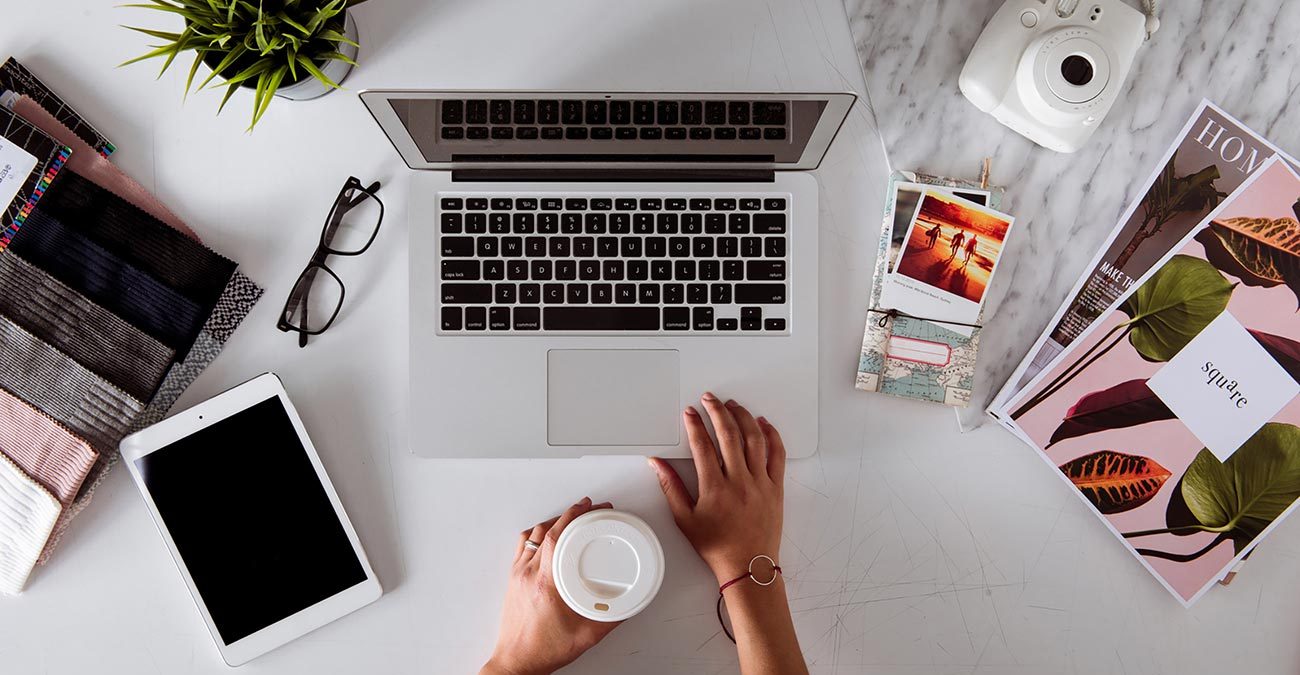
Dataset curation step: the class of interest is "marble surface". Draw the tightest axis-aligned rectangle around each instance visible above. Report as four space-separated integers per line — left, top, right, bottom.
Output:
4 2 1300 675
848 0 1300 429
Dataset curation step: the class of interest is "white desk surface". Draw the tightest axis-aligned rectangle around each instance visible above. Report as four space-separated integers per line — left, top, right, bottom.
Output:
4 1 1300 674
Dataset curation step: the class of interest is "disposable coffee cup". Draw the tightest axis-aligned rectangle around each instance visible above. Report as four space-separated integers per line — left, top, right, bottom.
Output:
552 509 664 622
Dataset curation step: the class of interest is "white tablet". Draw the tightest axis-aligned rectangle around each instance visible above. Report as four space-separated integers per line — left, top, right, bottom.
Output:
120 373 382 666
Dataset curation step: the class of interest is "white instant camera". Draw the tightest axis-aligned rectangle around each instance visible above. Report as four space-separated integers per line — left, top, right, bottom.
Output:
959 0 1152 153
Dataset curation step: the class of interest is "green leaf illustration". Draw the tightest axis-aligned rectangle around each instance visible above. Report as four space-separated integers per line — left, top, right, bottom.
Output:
1119 255 1234 362
1195 215 1300 308
1181 424 1300 553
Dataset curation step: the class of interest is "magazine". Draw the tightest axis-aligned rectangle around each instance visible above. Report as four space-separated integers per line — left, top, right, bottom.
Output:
989 100 1300 419
1000 156 1300 605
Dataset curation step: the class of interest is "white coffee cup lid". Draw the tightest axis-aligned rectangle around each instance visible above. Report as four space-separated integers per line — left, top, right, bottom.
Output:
552 509 664 622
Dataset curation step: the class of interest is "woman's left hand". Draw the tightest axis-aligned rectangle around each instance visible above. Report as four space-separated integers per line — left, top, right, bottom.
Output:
481 497 620 675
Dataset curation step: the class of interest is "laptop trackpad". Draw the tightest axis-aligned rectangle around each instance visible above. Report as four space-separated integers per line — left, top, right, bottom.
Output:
547 350 680 446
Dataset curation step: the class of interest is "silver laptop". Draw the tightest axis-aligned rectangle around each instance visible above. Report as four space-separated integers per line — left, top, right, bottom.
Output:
361 91 854 459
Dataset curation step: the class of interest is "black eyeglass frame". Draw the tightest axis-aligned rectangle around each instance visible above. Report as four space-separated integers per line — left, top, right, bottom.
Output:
276 176 384 346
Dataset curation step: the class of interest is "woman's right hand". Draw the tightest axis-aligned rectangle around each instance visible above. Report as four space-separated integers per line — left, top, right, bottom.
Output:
647 392 787 584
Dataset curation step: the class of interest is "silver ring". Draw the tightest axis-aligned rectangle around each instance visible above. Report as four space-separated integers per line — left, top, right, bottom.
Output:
524 540 541 552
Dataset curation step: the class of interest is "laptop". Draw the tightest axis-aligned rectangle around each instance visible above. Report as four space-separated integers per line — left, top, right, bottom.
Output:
361 91 854 458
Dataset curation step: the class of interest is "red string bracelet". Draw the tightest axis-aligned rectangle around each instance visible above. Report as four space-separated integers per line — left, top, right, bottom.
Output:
716 555 782 643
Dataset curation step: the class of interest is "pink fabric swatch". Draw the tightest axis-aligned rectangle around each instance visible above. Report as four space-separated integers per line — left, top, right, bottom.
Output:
12 95 199 241
0 388 98 505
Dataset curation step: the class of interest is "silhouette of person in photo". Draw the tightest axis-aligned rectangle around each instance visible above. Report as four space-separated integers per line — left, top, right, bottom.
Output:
963 235 978 267
925 223 941 249
948 229 965 263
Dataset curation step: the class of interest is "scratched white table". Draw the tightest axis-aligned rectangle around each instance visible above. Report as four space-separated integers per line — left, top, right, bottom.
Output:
4 1 1300 674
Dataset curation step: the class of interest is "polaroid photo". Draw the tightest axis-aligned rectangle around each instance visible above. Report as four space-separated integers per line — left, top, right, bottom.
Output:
888 182 992 273
879 189 1016 337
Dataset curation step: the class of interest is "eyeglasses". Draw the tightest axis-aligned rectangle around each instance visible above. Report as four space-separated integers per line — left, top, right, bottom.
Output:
277 176 384 347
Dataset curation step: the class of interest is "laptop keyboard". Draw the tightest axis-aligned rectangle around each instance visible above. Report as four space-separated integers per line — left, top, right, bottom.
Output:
437 99 788 142
436 194 791 334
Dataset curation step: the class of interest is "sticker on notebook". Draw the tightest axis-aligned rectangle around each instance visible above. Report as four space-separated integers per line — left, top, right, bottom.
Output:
0 133 38 213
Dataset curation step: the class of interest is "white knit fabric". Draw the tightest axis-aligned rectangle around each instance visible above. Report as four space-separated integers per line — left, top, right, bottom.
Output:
0 453 60 595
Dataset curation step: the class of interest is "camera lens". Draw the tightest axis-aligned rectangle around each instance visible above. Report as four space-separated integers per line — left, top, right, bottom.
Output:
1061 54 1094 86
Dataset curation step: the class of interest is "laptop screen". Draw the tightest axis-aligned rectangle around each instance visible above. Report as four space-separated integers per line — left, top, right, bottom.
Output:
363 92 854 170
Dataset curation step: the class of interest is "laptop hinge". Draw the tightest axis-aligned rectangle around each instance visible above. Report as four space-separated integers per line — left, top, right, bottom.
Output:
451 168 776 183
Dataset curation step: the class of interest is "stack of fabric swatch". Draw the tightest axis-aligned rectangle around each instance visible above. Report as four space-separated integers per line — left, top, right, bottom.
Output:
0 58 262 595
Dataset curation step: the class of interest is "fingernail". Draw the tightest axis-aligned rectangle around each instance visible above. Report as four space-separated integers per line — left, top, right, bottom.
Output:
757 415 769 426
725 399 740 409
579 496 591 506
702 391 718 402
647 456 658 468
684 405 698 416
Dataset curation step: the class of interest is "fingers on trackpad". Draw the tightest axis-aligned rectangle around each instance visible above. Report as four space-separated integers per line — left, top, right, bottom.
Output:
546 350 680 446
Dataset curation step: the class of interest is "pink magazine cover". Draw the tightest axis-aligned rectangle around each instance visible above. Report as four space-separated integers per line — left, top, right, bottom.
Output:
1004 156 1300 606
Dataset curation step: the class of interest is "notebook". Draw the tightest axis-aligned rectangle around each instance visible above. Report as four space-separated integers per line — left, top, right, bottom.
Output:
0 108 69 252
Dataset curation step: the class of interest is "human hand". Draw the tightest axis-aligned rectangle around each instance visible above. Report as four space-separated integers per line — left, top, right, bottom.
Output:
648 393 787 584
481 497 620 675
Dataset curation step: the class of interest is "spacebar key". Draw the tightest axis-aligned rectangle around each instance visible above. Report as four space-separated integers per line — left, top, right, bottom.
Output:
544 307 660 330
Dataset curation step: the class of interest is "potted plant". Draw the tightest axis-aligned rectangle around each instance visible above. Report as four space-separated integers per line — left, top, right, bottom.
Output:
122 0 367 130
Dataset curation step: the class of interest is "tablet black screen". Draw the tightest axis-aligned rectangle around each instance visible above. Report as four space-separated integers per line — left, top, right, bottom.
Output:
136 395 368 644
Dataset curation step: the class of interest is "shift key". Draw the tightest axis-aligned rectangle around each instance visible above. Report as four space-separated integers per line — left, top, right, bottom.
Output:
441 283 492 304
734 283 786 304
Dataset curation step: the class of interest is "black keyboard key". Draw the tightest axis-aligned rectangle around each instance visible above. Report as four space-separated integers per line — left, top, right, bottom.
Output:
544 284 564 303
513 213 535 233
615 127 638 139
541 126 564 140
723 260 745 280
735 284 786 304
742 237 762 257
665 198 687 211
699 259 720 280
739 127 761 140
633 100 655 125
561 213 583 233
674 260 696 280
705 101 727 124
525 237 546 257
585 213 607 234
714 198 737 211
501 237 523 257
765 318 786 331
585 101 607 124
565 198 588 210
681 101 703 125
574 237 595 257
663 307 690 330
657 213 678 234
565 127 589 140
610 213 631 234
542 198 563 211
714 127 737 140
728 101 750 125
663 283 684 304
591 126 613 140
693 238 714 257
516 127 539 140
442 260 480 280
688 127 712 140
627 260 649 280
640 198 663 210
740 198 762 211
602 260 624 280
615 198 637 211
495 283 517 304
442 237 474 257
549 237 571 257
610 100 631 125
753 214 786 233
531 260 553 280
544 307 658 330
718 237 738 258
717 318 738 331
742 306 762 319
752 102 786 125
591 284 613 304
747 261 786 280
639 127 663 140
516 198 538 211
646 237 667 257
491 198 513 210
537 100 560 124
763 128 787 140
689 283 709 304
466 213 487 234
489 213 510 233
538 213 559 234
465 306 487 331
705 213 726 233
688 198 711 211
639 284 660 304
567 284 590 304
597 237 618 257
729 213 750 233
651 260 673 280
441 306 462 330
764 198 787 211
633 214 655 234
669 237 690 257
484 259 505 280
507 260 528 280
693 307 714 330
441 126 465 140
656 101 679 125
742 318 762 331
490 100 511 124
765 238 787 257
513 307 541 330
467 198 488 211
466 100 488 124
441 213 463 233
467 126 490 139
665 127 686 140
561 100 584 124
682 214 703 234
442 283 491 304
489 307 510 330
620 237 643 257
442 100 465 124
519 283 540 304
513 100 535 124
615 284 637 304
491 126 514 140
579 260 601 280
710 283 732 304
590 198 612 211
442 197 464 210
